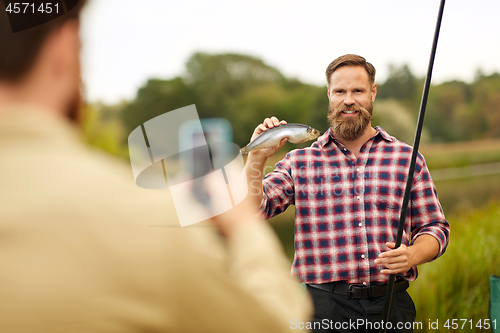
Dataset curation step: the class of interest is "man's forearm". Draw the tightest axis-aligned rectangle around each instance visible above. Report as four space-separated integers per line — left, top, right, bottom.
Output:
244 152 267 207
376 234 441 275
242 117 289 209
409 234 440 266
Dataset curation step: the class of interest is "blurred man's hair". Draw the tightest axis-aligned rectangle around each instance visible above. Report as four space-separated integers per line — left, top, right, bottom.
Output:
0 0 87 83
325 54 376 86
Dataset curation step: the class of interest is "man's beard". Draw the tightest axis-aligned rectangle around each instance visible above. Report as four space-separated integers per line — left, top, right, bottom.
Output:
327 102 373 141
65 79 84 125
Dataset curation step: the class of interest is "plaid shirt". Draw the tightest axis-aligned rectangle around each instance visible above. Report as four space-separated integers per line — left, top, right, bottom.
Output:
260 126 450 285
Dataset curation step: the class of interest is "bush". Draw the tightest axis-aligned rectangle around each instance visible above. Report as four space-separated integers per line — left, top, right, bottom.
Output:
410 201 500 332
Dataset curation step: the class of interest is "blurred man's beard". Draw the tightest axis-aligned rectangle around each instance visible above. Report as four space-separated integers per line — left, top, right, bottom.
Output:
327 103 373 141
66 80 83 125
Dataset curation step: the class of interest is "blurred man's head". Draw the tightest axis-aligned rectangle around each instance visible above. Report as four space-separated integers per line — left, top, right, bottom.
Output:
325 54 377 141
0 1 87 122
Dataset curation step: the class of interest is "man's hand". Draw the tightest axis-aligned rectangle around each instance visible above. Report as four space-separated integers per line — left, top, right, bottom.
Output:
243 116 288 210
374 242 415 275
198 166 261 238
210 191 260 238
248 116 288 159
374 235 440 275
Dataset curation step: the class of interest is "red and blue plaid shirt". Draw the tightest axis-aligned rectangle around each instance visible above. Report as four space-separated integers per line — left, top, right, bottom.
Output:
259 126 450 285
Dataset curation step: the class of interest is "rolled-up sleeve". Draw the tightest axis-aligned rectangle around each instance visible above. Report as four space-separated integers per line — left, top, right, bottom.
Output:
410 159 450 260
259 154 296 220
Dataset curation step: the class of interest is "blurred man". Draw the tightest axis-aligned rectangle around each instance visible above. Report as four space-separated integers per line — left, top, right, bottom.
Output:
245 54 450 332
0 1 311 332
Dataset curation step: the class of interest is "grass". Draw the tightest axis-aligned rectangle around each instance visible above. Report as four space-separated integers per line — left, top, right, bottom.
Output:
419 139 500 170
409 201 500 332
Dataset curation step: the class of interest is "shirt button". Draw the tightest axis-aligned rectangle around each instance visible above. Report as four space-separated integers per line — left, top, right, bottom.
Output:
361 254 366 259
343 148 347 151
363 282 367 286
356 196 361 200
358 223 363 227
356 168 361 172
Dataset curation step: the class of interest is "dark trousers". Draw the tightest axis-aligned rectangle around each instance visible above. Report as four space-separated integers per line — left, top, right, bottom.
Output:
306 284 416 333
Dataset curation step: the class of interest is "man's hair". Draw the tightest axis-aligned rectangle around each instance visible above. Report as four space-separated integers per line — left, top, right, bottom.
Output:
325 54 376 85
0 0 87 83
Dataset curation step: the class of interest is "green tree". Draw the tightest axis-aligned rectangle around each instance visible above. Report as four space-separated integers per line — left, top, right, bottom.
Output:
185 52 285 120
469 73 500 138
372 99 430 145
81 104 128 158
377 64 418 103
119 52 330 147
425 80 471 142
121 77 197 135
228 81 328 146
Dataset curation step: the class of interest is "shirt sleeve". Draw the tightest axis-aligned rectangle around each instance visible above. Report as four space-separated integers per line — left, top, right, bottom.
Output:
259 154 296 220
409 155 450 260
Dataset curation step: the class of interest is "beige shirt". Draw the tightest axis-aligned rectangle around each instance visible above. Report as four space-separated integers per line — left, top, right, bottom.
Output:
0 105 311 333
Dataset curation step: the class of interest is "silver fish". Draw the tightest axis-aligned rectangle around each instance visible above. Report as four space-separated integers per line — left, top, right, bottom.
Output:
240 123 321 154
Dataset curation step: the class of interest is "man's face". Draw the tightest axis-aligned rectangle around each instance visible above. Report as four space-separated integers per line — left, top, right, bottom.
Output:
326 66 377 141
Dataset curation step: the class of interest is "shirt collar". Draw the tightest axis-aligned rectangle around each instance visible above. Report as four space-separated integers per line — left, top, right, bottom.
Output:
0 104 82 146
374 126 395 142
318 125 394 148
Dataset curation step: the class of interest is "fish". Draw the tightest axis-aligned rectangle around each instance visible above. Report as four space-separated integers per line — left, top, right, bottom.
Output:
240 123 321 154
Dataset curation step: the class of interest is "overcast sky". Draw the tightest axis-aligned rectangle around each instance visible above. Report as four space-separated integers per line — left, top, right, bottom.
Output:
80 0 500 104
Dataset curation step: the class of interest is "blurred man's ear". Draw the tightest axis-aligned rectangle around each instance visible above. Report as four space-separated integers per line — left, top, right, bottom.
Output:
48 20 80 79
30 19 83 123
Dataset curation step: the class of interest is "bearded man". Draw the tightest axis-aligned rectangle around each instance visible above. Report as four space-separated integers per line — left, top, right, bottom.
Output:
244 54 450 333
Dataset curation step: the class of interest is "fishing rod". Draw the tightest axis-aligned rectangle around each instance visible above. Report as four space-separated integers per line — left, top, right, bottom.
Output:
380 0 446 332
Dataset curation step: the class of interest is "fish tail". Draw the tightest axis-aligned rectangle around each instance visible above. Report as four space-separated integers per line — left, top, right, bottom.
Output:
240 146 249 155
